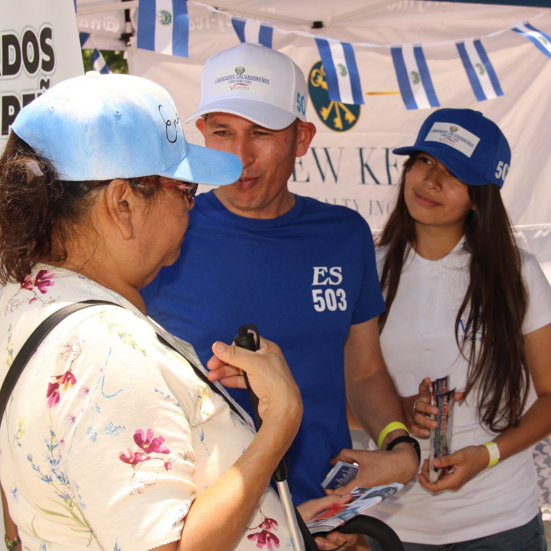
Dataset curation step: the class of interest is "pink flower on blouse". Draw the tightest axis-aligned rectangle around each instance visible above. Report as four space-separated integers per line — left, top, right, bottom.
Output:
55 370 77 390
164 460 173 471
21 276 34 291
46 382 60 408
119 449 152 466
247 530 280 550
20 270 55 294
259 518 278 530
133 429 170 454
34 270 55 294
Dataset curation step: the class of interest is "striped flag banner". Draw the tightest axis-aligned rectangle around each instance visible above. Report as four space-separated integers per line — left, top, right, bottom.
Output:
512 22 551 59
92 50 111 74
391 45 439 110
79 32 90 48
231 18 273 48
138 0 189 58
315 39 364 105
456 39 503 102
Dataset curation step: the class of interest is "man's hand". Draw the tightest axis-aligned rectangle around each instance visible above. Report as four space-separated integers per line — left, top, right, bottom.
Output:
330 446 418 493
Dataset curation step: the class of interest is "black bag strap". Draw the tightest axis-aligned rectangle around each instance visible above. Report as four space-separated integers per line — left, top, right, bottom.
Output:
0 299 246 425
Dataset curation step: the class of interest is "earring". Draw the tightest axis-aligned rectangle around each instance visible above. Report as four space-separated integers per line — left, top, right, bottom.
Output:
131 234 136 239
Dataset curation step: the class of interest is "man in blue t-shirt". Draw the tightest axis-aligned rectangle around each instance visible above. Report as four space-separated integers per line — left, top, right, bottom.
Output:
142 43 418 509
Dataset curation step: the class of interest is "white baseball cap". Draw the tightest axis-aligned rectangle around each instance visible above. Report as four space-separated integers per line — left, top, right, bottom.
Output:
186 43 309 130
12 72 242 185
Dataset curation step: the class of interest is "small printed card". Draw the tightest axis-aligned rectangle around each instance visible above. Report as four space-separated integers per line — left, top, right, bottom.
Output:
307 484 403 534
321 461 359 490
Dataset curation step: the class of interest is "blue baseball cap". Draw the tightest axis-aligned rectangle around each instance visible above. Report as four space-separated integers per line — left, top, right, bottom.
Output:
393 108 511 188
12 72 242 185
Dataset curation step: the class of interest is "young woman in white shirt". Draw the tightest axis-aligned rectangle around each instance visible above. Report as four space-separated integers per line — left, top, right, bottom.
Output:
367 108 551 550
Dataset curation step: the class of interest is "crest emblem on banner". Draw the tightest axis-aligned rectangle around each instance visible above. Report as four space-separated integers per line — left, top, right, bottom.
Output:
308 61 360 132
157 10 172 25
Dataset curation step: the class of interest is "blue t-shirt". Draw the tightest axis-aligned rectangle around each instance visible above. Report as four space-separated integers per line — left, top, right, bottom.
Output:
142 191 385 504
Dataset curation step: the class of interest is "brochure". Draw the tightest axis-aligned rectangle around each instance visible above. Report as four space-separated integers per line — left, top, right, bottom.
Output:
321 461 359 490
429 375 455 483
306 484 403 534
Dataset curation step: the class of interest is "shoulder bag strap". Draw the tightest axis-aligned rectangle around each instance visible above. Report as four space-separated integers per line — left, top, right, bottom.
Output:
156 333 247 422
0 299 247 425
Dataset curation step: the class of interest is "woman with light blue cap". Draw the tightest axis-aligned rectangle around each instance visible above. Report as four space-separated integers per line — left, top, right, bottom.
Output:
0 72 348 551
366 108 551 550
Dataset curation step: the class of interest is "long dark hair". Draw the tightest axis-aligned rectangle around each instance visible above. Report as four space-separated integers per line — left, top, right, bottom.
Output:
379 154 528 432
0 133 159 285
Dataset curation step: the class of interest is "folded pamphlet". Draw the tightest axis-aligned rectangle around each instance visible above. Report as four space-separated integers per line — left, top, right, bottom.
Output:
429 375 455 483
306 484 403 534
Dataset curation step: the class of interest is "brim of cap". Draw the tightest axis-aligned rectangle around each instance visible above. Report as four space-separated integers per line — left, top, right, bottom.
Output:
185 98 298 130
393 145 491 187
161 143 242 186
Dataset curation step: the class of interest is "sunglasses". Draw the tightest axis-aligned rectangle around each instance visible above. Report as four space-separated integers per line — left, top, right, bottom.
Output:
158 178 198 204
136 176 198 204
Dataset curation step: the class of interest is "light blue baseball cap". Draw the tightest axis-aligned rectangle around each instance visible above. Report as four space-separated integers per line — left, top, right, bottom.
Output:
12 71 242 185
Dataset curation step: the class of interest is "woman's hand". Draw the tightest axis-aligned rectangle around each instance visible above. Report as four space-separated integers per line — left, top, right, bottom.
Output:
297 494 358 550
207 336 302 429
401 378 437 438
418 444 489 493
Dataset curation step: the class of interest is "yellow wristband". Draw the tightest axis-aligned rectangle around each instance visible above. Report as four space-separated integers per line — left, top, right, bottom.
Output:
483 441 501 467
377 422 409 449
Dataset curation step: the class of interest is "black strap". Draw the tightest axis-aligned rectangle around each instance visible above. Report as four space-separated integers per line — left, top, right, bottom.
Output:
0 299 247 426
0 300 117 424
156 333 247 422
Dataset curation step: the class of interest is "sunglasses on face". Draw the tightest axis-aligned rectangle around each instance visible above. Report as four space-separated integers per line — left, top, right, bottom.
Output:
157 178 199 204
135 176 198 204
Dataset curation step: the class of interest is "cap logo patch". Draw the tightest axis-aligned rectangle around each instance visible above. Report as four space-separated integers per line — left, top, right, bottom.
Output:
214 65 272 96
157 10 172 25
425 122 480 158
158 104 180 144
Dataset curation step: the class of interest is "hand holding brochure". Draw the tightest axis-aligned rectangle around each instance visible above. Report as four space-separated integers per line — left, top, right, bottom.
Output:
429 375 455 483
321 461 359 490
306 484 403 534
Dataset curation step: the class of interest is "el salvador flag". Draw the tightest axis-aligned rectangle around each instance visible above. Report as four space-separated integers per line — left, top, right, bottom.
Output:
79 32 90 48
456 39 503 102
391 45 439 110
92 50 111 74
512 23 551 60
138 0 189 58
231 18 273 48
315 39 364 105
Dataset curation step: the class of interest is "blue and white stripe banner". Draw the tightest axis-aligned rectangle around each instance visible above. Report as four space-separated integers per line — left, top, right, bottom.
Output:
138 0 189 58
92 50 111 74
315 39 364 105
391 45 439 110
231 18 273 48
79 32 90 48
512 23 551 60
456 39 503 102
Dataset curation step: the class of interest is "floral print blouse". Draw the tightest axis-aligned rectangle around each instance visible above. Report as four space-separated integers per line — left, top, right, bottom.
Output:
0 265 293 550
